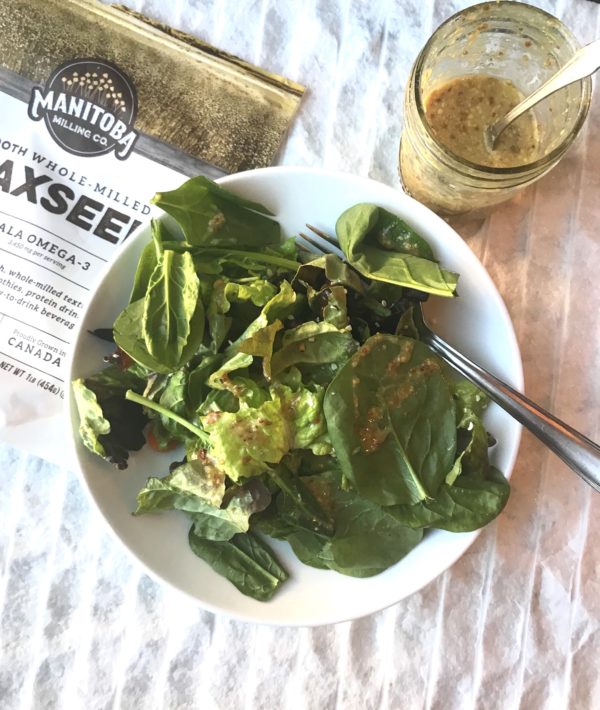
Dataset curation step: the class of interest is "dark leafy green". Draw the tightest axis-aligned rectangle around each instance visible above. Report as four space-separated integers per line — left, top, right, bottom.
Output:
336 204 458 297
143 250 203 368
188 530 288 601
390 467 510 532
129 218 171 303
281 471 423 577
151 176 280 248
324 334 456 505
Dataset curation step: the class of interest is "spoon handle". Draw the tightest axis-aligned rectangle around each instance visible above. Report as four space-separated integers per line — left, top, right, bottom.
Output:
490 38 600 145
424 329 600 492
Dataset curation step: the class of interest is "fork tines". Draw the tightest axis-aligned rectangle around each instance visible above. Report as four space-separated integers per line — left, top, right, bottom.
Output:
299 224 345 259
298 231 326 255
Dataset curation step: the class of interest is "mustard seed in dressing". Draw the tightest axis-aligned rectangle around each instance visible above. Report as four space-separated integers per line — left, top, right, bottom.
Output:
425 75 539 168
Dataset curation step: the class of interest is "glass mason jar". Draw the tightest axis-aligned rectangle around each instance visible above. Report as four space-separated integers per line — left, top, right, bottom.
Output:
399 1 591 216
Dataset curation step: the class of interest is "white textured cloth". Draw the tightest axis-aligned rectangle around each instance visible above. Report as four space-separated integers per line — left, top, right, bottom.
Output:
2 0 599 708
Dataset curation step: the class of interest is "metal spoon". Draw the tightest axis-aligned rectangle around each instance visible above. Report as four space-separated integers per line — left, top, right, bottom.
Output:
486 38 600 150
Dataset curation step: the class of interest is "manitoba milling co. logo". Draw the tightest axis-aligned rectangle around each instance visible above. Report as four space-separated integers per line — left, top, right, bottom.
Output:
28 58 138 160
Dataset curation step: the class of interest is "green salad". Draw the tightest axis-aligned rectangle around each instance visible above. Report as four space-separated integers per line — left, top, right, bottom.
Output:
72 177 509 602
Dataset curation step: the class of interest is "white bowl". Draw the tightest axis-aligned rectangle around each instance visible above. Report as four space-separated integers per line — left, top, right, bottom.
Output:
66 167 523 626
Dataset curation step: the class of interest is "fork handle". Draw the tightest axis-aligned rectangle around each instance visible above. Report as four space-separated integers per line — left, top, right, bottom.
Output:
425 331 600 492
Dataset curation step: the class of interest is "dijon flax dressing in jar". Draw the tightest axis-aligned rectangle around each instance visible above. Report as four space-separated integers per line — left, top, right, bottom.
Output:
424 75 539 168
399 2 591 216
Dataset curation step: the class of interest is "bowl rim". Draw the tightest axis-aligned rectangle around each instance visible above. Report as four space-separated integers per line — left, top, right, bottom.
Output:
65 165 523 626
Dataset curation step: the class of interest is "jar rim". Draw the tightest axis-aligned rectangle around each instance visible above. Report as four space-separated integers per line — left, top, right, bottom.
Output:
413 0 592 178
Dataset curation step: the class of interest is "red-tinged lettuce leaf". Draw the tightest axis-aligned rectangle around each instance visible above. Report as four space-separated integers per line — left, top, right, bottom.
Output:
72 366 147 469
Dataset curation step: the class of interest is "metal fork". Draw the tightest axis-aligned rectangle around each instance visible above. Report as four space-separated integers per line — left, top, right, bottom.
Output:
299 224 600 492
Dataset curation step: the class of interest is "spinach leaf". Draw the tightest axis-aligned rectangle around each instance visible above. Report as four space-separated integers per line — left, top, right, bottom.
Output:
371 206 435 259
143 250 202 369
286 529 333 570
125 390 208 444
324 334 456 505
114 300 171 373
129 218 173 303
326 491 423 577
390 467 510 532
114 290 205 375
188 530 288 602
336 204 458 297
269 465 335 537
151 176 280 248
155 370 193 441
191 247 300 278
280 471 422 577
187 354 224 410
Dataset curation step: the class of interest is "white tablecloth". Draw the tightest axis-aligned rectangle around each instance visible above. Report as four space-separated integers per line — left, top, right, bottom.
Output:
2 1 599 708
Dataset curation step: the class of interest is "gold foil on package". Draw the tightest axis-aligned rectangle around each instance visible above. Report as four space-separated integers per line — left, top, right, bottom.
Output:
0 0 305 175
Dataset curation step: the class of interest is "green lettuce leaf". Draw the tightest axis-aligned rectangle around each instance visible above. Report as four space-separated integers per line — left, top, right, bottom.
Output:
71 366 147 468
200 383 332 480
270 321 357 378
206 277 278 352
237 320 283 380
200 394 291 481
135 457 226 513
279 384 332 455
